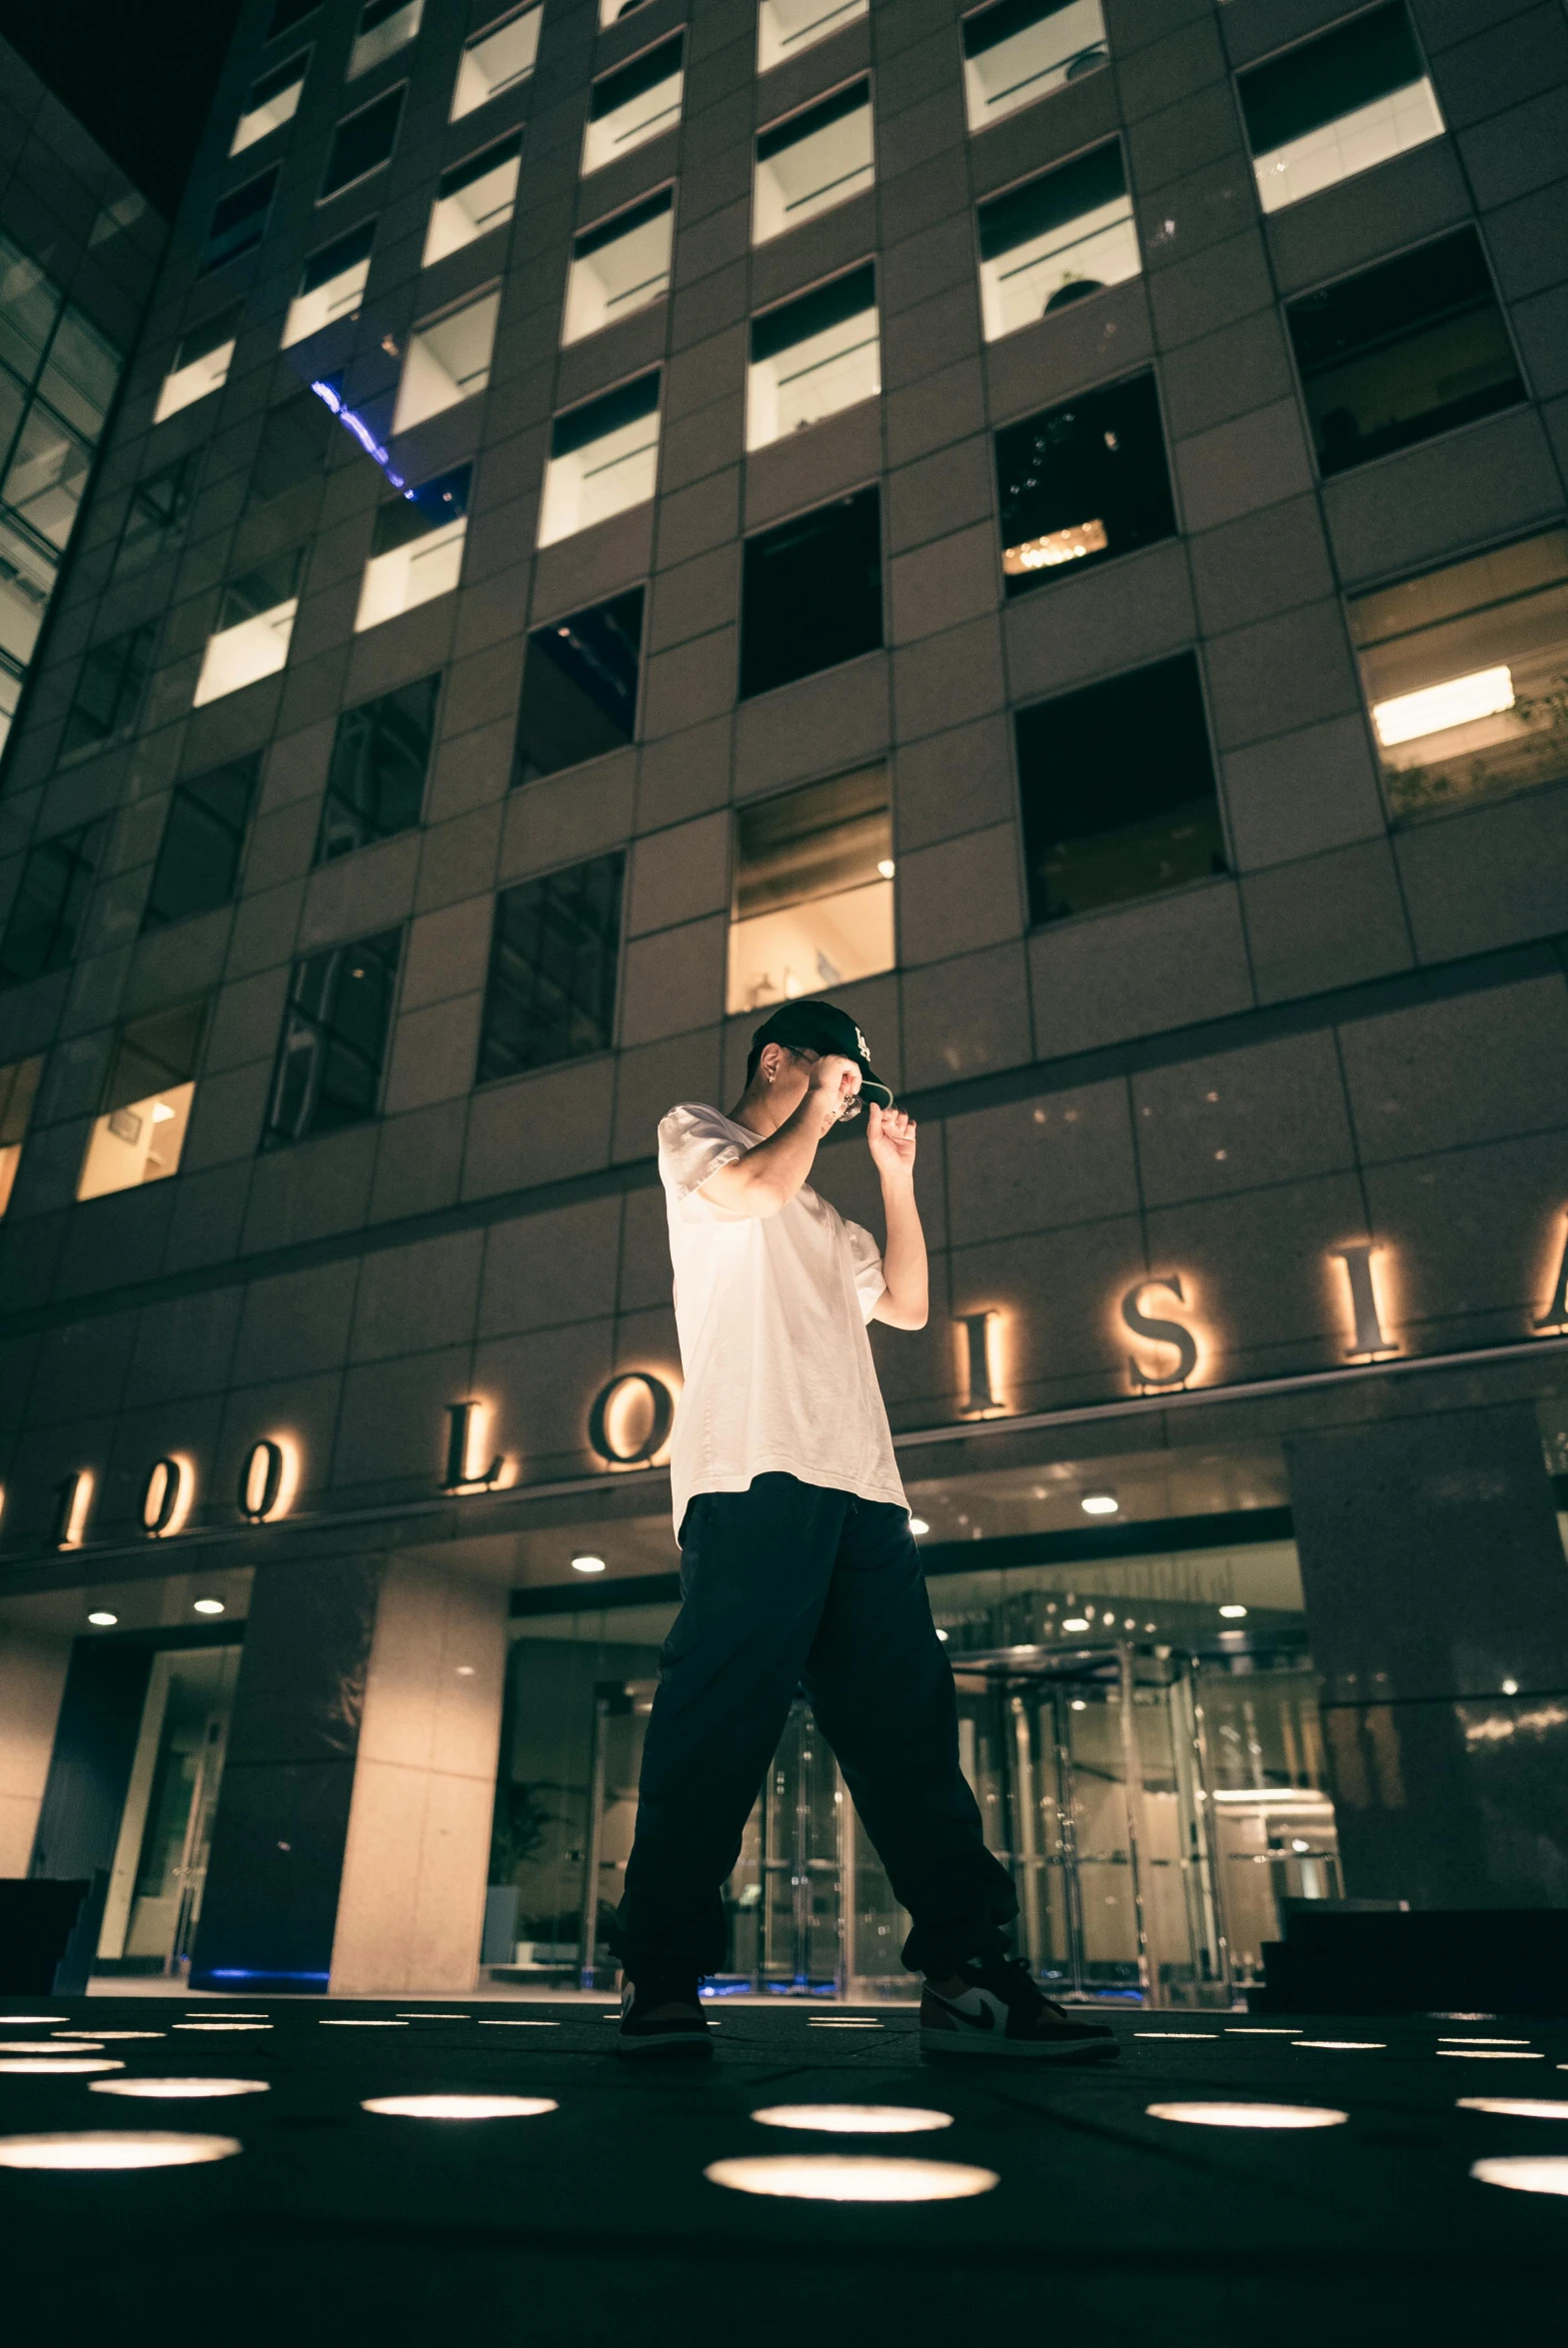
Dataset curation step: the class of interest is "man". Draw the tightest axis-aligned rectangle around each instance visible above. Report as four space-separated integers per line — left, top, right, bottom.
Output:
613 1000 1116 2065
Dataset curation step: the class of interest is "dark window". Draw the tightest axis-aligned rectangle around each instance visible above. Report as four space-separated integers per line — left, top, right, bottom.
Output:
244 49 311 115
263 928 402 1148
513 590 644 785
0 820 107 986
740 486 882 700
142 758 259 930
316 674 440 863
114 454 199 579
169 305 240 376
437 128 523 206
250 388 338 501
0 1054 43 1154
995 370 1174 595
297 217 377 299
200 167 279 274
369 463 471 560
60 627 156 761
478 855 625 1082
322 85 406 199
1237 2 1426 159
216 549 305 632
1015 653 1225 923
268 0 320 37
103 999 207 1116
1286 227 1523 478
588 34 685 122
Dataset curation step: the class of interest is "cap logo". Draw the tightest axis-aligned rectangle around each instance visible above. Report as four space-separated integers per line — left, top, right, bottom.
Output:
854 1026 870 1059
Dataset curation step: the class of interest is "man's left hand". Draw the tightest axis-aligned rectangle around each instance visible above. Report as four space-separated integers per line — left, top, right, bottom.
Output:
865 1103 916 1177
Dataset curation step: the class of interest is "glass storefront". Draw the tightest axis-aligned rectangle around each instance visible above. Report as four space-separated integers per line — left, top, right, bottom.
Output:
97 1642 241 1974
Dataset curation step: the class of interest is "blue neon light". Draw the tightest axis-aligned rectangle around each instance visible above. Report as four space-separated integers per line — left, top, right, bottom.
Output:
204 1967 330 1983
309 379 406 492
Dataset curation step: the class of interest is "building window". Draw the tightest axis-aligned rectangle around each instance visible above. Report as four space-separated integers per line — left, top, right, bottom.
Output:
321 84 406 200
152 306 240 425
282 220 377 349
478 855 625 1082
961 0 1107 137
77 1000 206 1202
114 454 199 579
0 819 106 987
0 1055 43 1215
513 589 644 783
1238 3 1441 218
60 628 155 760
728 766 891 1014
143 757 260 929
348 0 424 81
754 81 873 246
355 465 470 632
977 141 1137 344
1286 228 1524 479
392 286 499 432
231 49 311 155
995 370 1173 594
583 36 686 177
199 167 279 274
1348 529 1568 825
748 263 878 453
316 673 440 860
251 387 337 501
759 0 868 75
193 551 303 707
741 486 881 699
538 373 661 549
562 189 674 346
1015 652 1225 923
263 928 402 1148
452 2 541 121
3 400 91 560
423 132 522 267
601 0 656 24
268 0 320 35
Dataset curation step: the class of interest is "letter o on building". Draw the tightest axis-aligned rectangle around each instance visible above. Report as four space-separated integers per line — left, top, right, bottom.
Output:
239 1438 286 1521
588 1372 675 1466
140 1455 187 1537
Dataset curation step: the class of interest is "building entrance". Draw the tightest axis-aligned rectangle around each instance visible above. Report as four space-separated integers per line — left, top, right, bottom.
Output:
96 1643 241 1976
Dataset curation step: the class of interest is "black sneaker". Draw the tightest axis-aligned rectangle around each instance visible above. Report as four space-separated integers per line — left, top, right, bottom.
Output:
920 1956 1119 2061
616 1976 713 2058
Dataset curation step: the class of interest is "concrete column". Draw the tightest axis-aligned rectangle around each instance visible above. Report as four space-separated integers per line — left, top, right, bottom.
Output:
1287 1403 1568 1909
0 1625 72 1876
328 1558 509 1996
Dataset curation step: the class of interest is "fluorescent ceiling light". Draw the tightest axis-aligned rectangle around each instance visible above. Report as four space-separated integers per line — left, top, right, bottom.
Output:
87 1610 117 1626
1371 664 1512 747
1080 1493 1117 1515
193 1598 225 1615
1218 1603 1247 1618
572 1553 607 1573
1002 519 1108 574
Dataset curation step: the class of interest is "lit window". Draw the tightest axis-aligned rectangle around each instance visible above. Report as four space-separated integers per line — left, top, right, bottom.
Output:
36 306 119 443
513 590 644 782
1239 3 1442 217
77 1001 206 1202
0 517 52 687
1015 652 1225 923
995 370 1173 594
0 821 106 987
961 0 1107 136
142 757 260 930
423 132 522 266
114 454 199 579
759 0 868 75
477 856 625 1082
451 3 541 121
315 673 440 859
728 768 891 1014
193 551 303 706
748 263 878 452
263 929 402 1148
348 0 424 81
977 140 1137 343
60 629 155 759
153 307 240 424
582 36 685 177
1348 530 1568 824
321 84 406 200
199 167 279 274
562 189 673 345
282 220 376 348
1285 228 1523 478
754 81 872 245
740 486 881 699
230 50 310 154
538 373 661 548
0 1056 43 1213
355 466 470 631
392 287 499 432
250 388 337 500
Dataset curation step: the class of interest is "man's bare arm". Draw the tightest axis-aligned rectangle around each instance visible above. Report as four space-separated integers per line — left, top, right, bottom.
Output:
698 1056 859 1218
866 1106 928 1329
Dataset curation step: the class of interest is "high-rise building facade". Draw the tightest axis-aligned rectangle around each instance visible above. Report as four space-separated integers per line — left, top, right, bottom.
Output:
0 0 1565 2002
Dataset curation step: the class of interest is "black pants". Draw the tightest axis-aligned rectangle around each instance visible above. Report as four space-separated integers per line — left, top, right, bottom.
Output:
614 1474 1017 1981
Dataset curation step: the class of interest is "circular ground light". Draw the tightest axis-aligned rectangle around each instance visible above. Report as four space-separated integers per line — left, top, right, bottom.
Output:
0 2017 63 2025
53 2031 164 2042
1458 2098 1568 2120
1437 2050 1543 2061
173 2023 269 2033
1134 2032 1216 2041
752 2105 953 2135
1147 2101 1348 2130
397 2012 470 2020
0 2131 241 2170
362 2094 559 2120
479 2020 559 2028
0 2039 103 2054
92 2078 269 2100
0 2058 123 2075
1293 2040 1385 2050
707 2154 997 2202
1471 2156 1568 2197
1226 2028 1302 2036
320 2019 405 2028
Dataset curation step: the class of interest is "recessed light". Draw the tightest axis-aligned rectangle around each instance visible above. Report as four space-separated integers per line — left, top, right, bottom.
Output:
1502 1678 1519 1695
1458 2099 1568 2120
0 2132 242 2171
1218 1603 1247 1619
1294 2040 1385 2050
1436 2049 1544 2060
1470 2155 1568 2197
0 2039 103 2054
1148 2103 1347 2130
1062 1617 1089 1633
0 2057 122 2074
571 1554 607 1574
193 1598 225 1616
362 2095 558 2120
1080 1494 1118 1516
908 1517 929 1535
705 2155 996 2203
86 1611 117 1627
92 2078 268 2100
751 2106 952 2134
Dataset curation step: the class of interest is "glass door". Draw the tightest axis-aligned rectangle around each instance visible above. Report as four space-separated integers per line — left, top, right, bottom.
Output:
97 1644 241 1976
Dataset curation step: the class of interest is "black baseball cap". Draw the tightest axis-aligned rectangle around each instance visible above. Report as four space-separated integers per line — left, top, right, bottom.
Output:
751 1001 893 1108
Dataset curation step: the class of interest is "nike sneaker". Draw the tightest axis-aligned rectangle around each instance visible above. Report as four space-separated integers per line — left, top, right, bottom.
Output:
920 1955 1119 2060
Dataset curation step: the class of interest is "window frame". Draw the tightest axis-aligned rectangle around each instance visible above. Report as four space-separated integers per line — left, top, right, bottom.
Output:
1232 0 1442 218
475 850 628 1086
753 73 875 247
319 81 409 204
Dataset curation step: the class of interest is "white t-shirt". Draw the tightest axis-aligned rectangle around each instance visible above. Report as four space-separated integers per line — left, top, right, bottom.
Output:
658 1103 907 1534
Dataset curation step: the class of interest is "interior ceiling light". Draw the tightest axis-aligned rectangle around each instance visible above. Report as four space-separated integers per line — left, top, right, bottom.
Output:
876 858 895 878
1218 1603 1247 1619
1148 2102 1347 2130
571 1554 607 1574
751 2105 952 2135
0 2131 242 2171
1371 663 1512 747
1458 2099 1568 2120
1470 2155 1568 2197
86 1611 117 1627
908 1516 929 1535
1080 1493 1118 1515
92 2078 269 2100
1002 518 1108 574
705 2154 997 2202
0 2058 122 2075
362 2095 558 2120
1062 1616 1090 1632
193 1598 225 1615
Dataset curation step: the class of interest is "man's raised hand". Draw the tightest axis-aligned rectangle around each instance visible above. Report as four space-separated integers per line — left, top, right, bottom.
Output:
865 1103 916 1177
